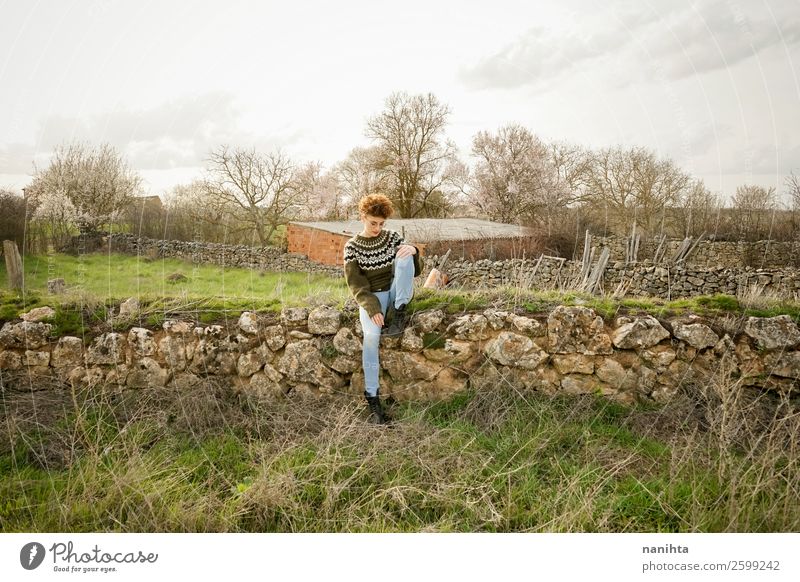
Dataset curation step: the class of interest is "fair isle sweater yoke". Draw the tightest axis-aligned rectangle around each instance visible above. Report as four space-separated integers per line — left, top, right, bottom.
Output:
343 229 422 317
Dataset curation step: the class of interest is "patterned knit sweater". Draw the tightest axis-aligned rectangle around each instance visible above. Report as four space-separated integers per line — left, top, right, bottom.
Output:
343 229 422 316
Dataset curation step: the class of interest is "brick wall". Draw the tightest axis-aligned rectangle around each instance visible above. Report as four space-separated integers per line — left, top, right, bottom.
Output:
288 224 434 266
287 224 352 266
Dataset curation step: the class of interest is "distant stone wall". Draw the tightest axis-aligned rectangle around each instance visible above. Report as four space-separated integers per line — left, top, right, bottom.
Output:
575 235 800 269
427 256 800 299
105 233 343 278
95 233 800 300
2 304 798 403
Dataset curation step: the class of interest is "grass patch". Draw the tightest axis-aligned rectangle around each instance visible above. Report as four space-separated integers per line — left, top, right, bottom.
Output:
2 377 798 532
422 333 446 350
410 288 489 314
0 253 347 319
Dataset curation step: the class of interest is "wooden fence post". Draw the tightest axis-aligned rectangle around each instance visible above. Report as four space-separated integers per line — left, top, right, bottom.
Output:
3 240 24 291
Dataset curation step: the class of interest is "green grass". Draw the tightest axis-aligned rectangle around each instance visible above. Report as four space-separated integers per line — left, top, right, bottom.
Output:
3 254 799 330
0 253 348 328
410 288 490 314
2 380 797 532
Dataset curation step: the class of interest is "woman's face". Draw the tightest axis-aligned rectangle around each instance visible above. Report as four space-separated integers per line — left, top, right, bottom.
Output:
360 213 385 237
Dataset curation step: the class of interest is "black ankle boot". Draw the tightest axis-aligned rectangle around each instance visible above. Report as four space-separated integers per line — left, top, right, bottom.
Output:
364 391 387 425
382 304 408 338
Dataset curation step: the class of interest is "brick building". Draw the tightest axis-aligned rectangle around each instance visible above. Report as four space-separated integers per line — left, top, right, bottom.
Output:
287 218 534 267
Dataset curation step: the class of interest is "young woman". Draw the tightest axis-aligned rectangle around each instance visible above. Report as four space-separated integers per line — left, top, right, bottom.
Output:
343 194 422 424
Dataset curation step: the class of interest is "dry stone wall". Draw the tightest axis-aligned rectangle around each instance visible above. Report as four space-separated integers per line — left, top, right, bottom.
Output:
97 233 800 300
2 304 798 404
576 235 800 269
432 256 800 299
104 233 343 277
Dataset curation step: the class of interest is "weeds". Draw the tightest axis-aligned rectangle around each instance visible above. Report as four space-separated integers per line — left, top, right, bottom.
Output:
2 365 798 532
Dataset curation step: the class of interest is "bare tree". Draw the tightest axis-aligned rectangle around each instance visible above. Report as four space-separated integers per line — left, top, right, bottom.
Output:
786 171 800 211
468 124 558 224
582 146 690 235
0 188 27 249
204 146 298 246
784 171 800 237
161 180 235 243
335 146 389 209
672 179 721 238
548 140 590 203
27 142 141 234
365 92 458 217
294 161 348 221
731 184 777 241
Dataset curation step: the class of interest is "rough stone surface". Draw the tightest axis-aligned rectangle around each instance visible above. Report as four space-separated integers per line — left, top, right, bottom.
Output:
0 321 53 349
509 314 544 336
263 325 286 351
483 309 509 330
638 345 677 369
237 345 270 377
401 328 424 352
238 312 262 335
86 333 126 365
246 372 287 399
158 335 191 371
281 307 309 328
547 306 613 355
119 297 140 318
612 316 670 349
163 320 194 335
3 303 800 405
52 336 84 368
561 374 600 395
743 315 800 350
128 327 157 358
447 314 492 341
595 358 628 387
329 355 360 374
414 309 445 333
763 352 800 379
307 306 342 335
381 351 443 383
126 357 167 388
0 350 22 370
277 340 343 392
552 354 594 375
444 340 473 363
170 372 203 390
672 322 719 350
20 306 56 322
333 327 361 356
24 350 50 368
484 331 549 370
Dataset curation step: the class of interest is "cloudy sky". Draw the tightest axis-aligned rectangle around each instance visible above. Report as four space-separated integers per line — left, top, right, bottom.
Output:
1 0 798 203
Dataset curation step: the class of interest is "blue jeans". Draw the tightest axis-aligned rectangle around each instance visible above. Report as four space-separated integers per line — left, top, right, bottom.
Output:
359 255 415 397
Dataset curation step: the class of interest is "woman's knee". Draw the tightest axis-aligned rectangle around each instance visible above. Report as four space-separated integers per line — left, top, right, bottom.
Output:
362 331 381 348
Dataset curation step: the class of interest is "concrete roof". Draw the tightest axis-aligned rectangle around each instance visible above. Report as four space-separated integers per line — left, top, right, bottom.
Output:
290 218 533 242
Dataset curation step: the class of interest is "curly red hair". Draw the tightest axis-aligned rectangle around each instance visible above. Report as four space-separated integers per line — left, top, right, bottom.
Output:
358 194 394 219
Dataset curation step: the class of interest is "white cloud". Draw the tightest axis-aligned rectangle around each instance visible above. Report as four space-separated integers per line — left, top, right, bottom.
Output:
459 0 800 90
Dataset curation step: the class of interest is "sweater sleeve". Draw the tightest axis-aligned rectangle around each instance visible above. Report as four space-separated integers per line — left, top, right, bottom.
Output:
344 259 382 317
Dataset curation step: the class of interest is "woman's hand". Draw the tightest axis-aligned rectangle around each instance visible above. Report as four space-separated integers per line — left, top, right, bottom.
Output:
396 244 417 258
371 312 385 327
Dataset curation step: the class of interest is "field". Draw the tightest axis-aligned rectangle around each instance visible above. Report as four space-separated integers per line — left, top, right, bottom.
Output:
1 252 799 532
2 378 798 532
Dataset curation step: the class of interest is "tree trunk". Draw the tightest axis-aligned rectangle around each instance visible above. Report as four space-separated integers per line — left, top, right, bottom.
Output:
3 240 24 290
